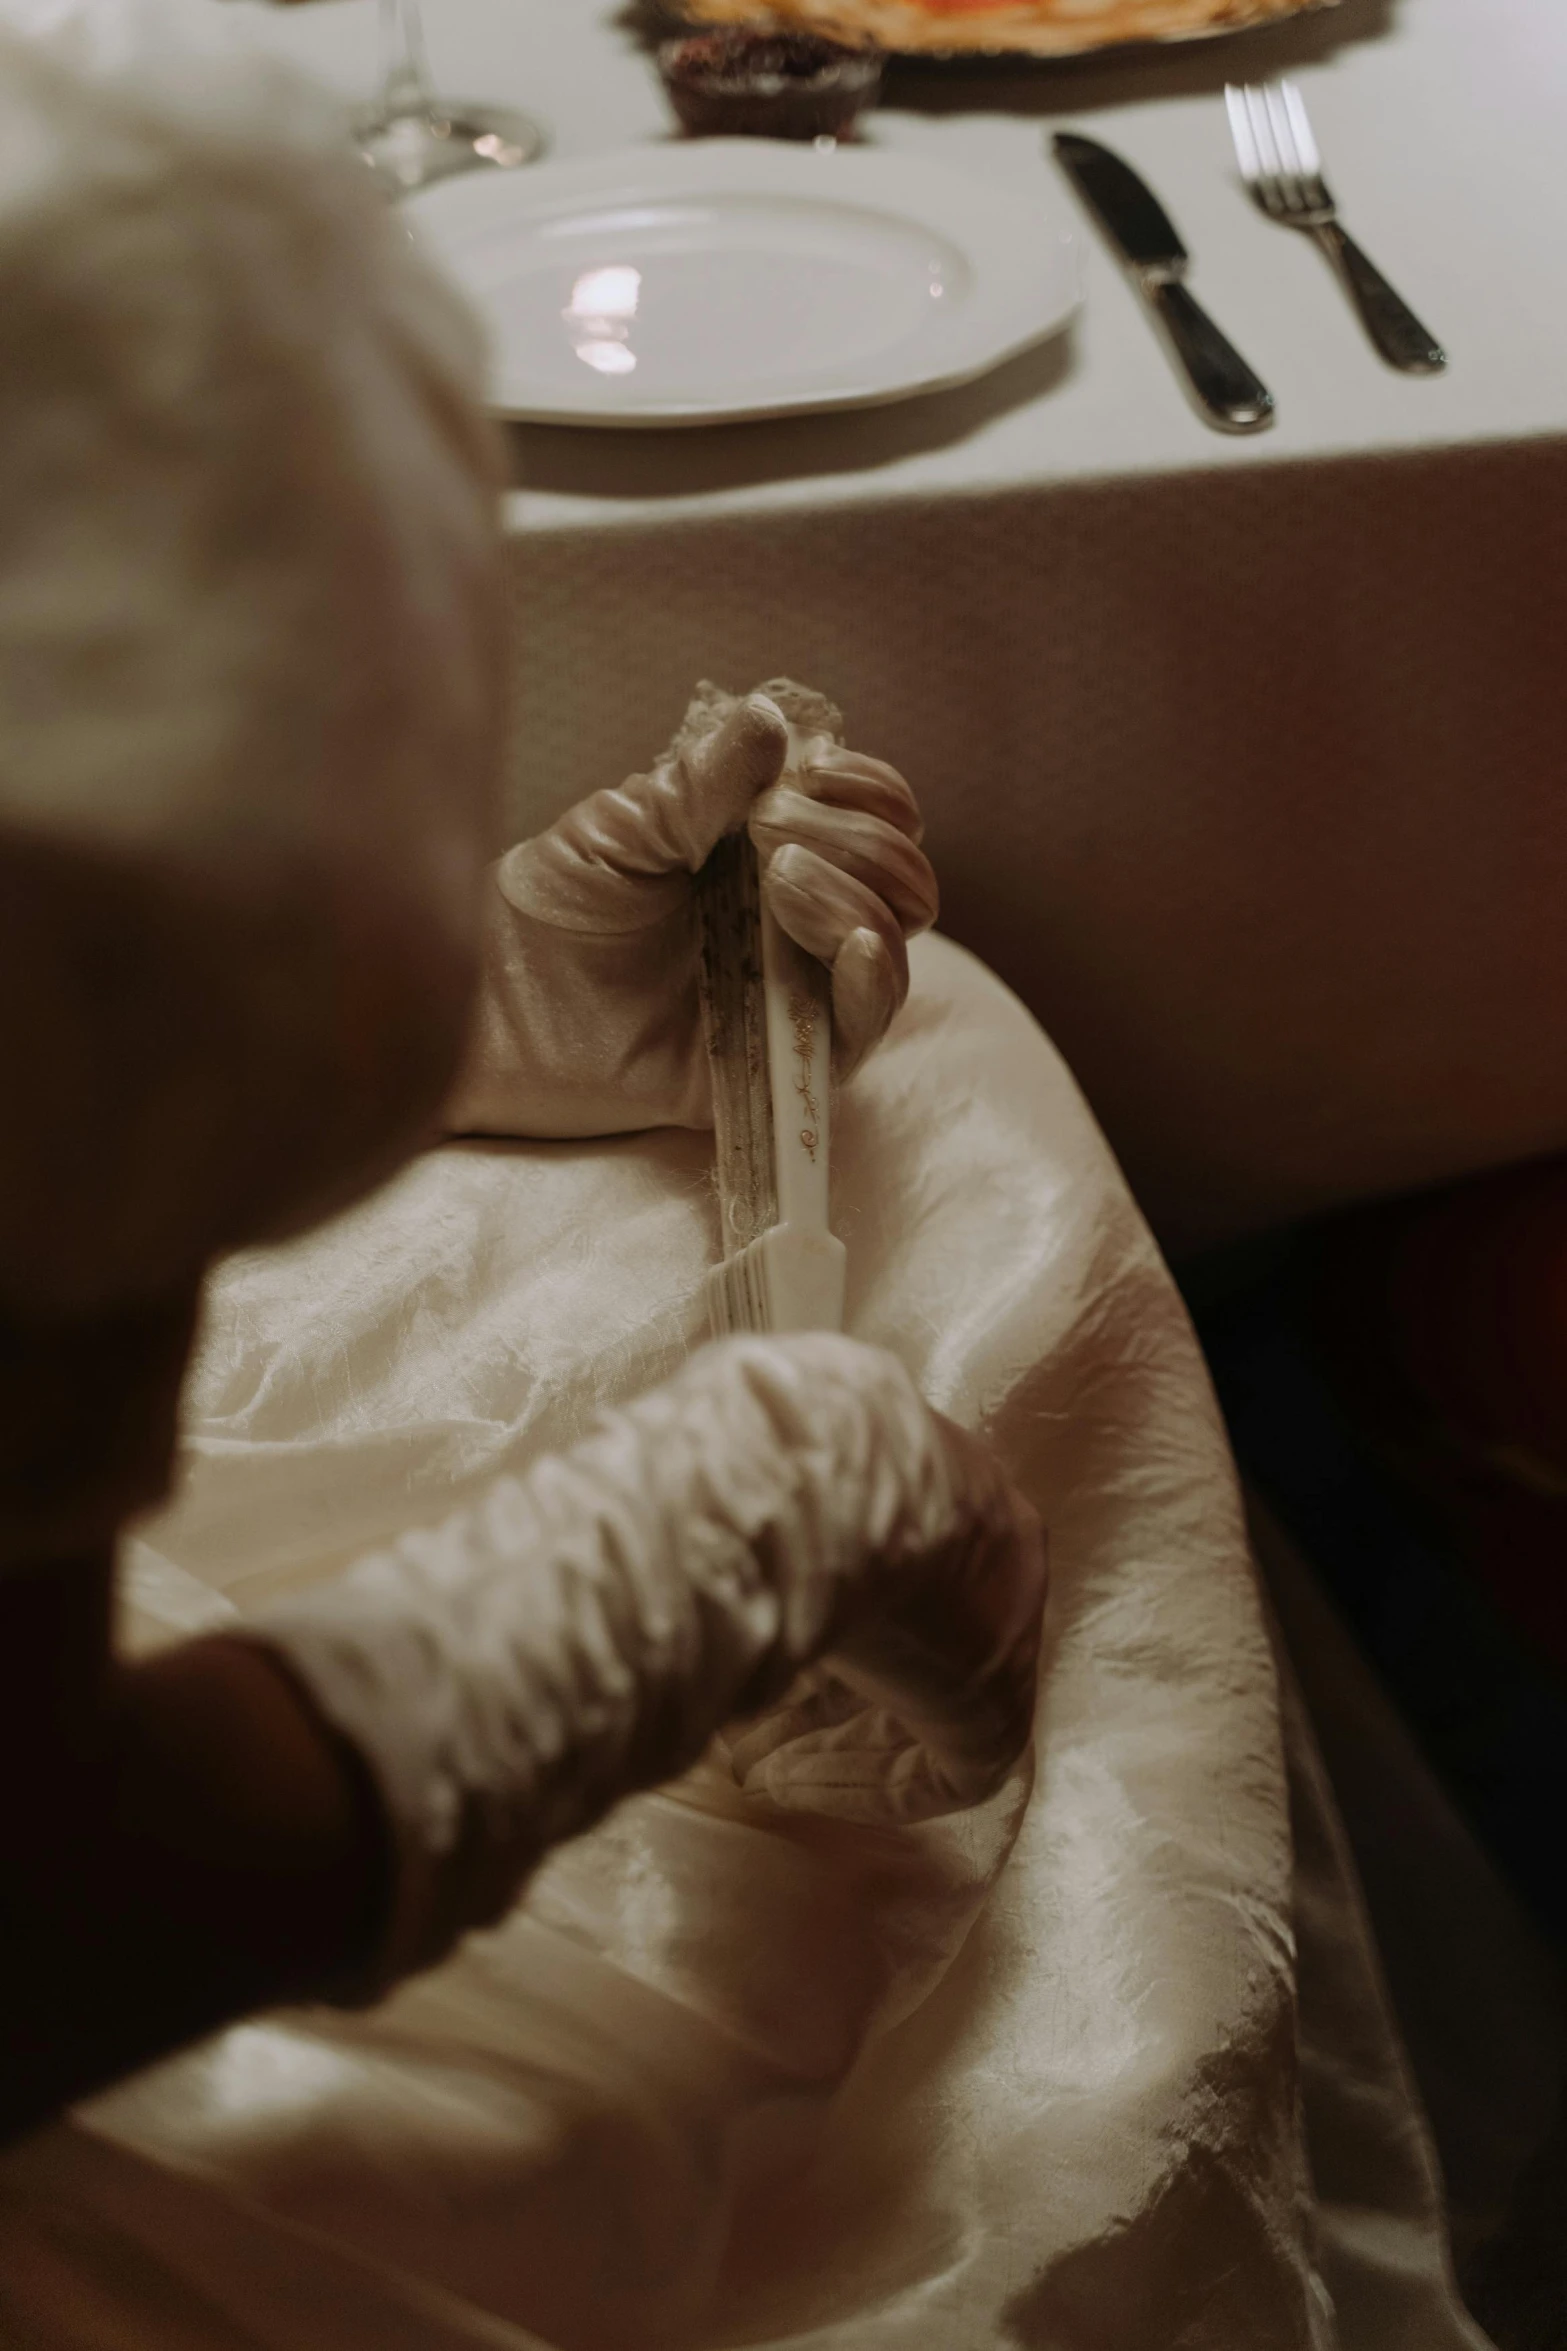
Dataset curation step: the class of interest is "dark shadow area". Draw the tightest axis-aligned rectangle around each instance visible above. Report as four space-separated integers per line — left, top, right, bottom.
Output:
1466 2113 1567 2351
882 0 1397 116
1189 1214 1567 2347
1184 1223 1567 1957
504 326 1076 501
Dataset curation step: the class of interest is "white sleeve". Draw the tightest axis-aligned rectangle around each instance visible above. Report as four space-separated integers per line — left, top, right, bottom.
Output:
255 1334 1047 1996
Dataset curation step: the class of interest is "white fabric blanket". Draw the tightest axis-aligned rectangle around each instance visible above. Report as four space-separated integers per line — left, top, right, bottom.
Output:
0 936 1488 2351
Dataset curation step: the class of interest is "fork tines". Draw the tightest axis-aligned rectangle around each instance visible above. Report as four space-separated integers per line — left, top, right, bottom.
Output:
1225 79 1324 218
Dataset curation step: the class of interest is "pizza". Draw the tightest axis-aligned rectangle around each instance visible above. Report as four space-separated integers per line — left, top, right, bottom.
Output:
679 0 1332 57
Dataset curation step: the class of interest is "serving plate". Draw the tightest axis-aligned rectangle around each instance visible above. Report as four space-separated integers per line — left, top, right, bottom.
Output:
678 0 1336 59
405 140 1079 427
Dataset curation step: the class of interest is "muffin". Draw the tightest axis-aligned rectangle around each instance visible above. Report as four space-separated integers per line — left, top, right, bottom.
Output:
658 31 883 141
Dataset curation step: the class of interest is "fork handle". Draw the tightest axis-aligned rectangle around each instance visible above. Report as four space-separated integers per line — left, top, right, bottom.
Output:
1312 224 1446 374
1145 279 1274 434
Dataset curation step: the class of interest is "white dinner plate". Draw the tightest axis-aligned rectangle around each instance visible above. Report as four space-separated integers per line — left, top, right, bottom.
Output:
404 140 1079 427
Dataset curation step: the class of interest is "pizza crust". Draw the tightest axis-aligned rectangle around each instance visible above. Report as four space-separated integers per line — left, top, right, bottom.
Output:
680 0 1332 58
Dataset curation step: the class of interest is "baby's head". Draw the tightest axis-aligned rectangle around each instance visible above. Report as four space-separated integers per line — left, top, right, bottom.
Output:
0 5 508 1323
0 4 507 1562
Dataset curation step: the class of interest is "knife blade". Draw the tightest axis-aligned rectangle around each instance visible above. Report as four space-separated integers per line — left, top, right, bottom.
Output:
1054 132 1274 436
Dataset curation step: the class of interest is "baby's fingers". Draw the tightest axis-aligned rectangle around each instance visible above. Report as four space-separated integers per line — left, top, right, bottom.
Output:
762 842 908 1076
751 785 938 937
802 749 925 844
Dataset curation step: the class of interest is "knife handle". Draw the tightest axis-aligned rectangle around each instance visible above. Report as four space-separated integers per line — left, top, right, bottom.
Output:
1146 279 1274 434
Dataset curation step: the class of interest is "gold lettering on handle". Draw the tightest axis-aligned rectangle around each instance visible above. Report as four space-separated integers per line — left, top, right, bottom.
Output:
788 991 822 1162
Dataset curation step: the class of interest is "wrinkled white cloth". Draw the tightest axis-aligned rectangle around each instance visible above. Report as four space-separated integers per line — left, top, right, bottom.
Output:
446 682 937 1142
0 935 1488 2350
258 1333 1045 1990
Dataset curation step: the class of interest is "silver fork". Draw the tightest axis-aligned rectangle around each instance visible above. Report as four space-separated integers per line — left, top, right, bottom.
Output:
1226 80 1446 374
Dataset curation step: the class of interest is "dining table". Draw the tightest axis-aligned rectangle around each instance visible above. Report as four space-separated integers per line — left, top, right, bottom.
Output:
246 0 1567 1250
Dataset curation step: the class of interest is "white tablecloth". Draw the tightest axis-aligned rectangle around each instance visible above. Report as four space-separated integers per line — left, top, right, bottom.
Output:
242 0 1567 1249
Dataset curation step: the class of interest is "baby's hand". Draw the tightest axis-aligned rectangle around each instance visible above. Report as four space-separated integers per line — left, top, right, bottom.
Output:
444 684 938 1141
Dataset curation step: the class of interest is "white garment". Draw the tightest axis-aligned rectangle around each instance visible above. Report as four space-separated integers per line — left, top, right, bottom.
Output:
0 937 1488 2351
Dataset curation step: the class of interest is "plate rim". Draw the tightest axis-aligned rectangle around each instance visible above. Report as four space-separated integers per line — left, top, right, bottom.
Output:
405 139 1080 428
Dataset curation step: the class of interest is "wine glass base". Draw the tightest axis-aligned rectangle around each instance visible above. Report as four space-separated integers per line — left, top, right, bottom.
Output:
358 102 546 194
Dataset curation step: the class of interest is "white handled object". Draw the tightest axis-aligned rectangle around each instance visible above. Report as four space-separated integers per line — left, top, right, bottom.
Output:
698 730 846 1336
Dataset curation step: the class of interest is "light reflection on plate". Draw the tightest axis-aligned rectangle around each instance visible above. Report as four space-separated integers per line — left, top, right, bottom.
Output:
565 263 642 375
576 342 638 376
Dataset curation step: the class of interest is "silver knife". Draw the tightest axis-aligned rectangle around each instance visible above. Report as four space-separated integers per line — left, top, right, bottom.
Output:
1054 132 1274 435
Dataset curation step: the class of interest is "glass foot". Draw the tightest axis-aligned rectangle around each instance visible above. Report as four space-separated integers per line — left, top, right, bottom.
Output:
357 101 546 194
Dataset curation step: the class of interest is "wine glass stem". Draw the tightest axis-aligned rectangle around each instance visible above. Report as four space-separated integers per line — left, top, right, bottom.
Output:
378 0 437 118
